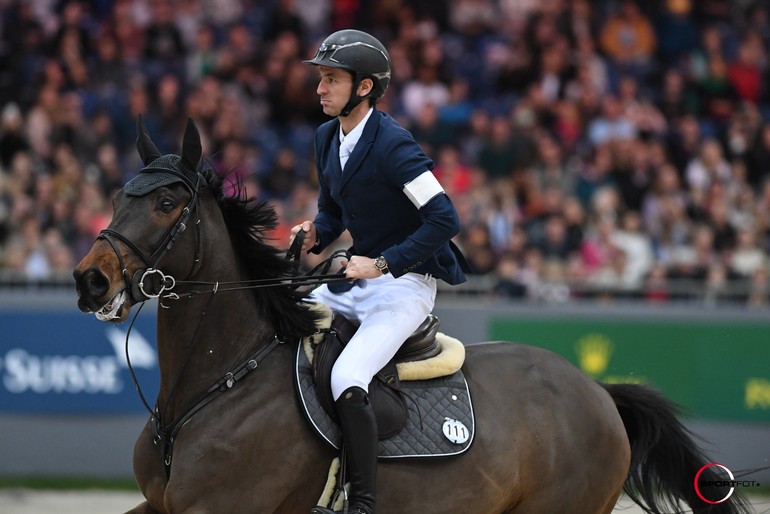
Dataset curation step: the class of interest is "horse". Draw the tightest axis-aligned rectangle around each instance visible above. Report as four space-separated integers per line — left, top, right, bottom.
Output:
73 118 751 514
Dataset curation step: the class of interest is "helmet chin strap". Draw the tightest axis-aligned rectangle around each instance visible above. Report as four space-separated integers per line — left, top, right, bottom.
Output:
340 76 371 117
340 96 363 117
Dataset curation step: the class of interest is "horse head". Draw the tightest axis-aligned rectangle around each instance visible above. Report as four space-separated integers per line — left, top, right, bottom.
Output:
73 116 205 322
74 116 318 341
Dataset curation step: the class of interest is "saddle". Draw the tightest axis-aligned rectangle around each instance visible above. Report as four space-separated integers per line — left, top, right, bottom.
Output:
296 305 474 459
309 311 442 439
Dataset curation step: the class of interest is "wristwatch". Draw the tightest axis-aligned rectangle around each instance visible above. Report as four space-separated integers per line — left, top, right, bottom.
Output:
373 256 389 274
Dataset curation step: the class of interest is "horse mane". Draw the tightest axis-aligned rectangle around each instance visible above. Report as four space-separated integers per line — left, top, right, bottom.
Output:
200 167 320 340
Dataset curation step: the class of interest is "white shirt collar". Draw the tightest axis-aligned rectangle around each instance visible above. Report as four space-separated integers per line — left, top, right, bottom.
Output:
339 108 373 147
339 108 374 170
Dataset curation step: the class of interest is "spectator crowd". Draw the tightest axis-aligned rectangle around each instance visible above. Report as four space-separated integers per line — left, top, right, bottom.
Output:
2 0 770 307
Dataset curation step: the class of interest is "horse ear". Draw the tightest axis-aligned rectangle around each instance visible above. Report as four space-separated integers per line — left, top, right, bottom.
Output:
136 115 162 165
181 118 202 171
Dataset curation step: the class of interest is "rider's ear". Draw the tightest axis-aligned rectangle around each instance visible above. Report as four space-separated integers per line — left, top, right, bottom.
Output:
181 118 202 172
358 77 374 97
136 115 162 165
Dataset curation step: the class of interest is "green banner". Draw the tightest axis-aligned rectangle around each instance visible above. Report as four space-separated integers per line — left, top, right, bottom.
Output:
490 317 770 423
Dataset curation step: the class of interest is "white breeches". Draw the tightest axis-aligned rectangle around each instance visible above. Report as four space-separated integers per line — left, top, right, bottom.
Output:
310 272 437 400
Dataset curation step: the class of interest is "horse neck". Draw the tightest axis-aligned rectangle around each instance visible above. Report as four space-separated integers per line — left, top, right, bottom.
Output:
154 225 275 420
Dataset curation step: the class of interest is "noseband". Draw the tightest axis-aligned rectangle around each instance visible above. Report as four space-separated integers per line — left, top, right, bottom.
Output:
97 175 203 303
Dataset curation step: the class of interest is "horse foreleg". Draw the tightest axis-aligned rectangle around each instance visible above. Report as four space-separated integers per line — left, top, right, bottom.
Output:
125 501 164 514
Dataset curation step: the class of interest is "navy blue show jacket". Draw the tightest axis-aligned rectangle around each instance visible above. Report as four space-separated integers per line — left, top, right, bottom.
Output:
310 110 469 285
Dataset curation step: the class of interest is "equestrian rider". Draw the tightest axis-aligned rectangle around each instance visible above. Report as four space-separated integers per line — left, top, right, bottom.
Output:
293 29 470 514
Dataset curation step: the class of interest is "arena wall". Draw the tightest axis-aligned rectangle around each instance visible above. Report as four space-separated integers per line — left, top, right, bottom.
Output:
1 291 768 483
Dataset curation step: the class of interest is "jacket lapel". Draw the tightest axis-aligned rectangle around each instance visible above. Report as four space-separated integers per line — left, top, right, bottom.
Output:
339 111 379 190
329 126 343 182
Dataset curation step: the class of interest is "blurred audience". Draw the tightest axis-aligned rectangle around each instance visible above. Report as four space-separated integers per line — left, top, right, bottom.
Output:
1 0 769 306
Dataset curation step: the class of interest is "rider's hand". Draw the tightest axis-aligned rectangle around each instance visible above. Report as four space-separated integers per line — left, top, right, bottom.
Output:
343 255 382 280
290 221 318 252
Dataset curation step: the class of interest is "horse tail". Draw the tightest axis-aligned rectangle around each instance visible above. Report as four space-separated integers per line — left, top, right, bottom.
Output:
601 383 753 514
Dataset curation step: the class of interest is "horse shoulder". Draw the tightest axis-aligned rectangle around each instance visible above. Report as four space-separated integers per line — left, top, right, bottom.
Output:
156 343 333 512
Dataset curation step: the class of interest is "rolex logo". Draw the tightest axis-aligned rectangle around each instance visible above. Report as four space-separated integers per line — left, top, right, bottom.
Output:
575 334 614 377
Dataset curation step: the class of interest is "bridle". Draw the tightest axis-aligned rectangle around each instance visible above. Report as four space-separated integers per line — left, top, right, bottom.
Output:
97 174 203 304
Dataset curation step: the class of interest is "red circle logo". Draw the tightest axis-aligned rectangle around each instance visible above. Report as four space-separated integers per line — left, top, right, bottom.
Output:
693 462 735 505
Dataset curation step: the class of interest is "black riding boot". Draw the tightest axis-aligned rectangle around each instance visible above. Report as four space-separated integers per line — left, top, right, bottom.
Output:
311 386 377 514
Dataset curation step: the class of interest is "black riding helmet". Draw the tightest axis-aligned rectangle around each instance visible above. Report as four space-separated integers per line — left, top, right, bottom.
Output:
303 29 391 117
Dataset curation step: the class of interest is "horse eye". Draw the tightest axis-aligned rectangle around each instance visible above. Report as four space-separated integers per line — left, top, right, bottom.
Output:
158 199 176 213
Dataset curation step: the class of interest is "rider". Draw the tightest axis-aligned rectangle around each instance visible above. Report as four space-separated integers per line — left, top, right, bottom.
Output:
293 29 470 514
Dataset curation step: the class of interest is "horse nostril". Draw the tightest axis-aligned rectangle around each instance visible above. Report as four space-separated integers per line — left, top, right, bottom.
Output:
77 268 110 300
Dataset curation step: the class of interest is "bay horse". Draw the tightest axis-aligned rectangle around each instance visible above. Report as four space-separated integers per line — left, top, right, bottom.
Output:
73 118 751 514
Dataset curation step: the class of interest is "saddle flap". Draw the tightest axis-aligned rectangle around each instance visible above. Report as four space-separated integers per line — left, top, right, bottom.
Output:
331 311 359 342
312 324 345 420
312 311 360 409
311 313 407 438
371 363 408 440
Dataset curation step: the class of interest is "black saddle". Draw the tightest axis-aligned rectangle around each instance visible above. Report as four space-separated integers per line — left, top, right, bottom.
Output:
311 312 441 439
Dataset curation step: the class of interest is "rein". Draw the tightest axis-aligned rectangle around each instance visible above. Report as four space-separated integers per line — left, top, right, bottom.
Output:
159 228 350 299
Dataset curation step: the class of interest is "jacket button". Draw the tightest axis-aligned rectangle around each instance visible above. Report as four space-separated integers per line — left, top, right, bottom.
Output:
351 213 357 219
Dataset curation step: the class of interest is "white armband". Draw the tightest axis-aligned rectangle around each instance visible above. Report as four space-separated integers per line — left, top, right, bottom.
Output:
403 171 445 209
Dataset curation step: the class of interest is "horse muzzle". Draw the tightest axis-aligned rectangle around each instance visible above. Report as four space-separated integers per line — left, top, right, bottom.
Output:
73 266 132 321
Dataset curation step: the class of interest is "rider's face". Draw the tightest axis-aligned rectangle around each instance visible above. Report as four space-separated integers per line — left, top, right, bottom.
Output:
316 66 354 117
